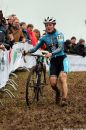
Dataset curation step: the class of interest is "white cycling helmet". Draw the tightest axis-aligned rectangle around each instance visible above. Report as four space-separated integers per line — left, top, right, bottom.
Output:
43 17 56 24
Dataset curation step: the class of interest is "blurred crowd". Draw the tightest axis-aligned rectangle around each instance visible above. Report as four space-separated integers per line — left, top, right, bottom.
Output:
0 10 86 57
0 10 40 51
64 37 86 57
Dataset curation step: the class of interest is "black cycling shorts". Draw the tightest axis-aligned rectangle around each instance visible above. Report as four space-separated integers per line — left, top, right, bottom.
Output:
49 55 69 77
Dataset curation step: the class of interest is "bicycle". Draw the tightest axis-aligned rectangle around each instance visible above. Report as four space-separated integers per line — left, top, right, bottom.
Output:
25 53 47 106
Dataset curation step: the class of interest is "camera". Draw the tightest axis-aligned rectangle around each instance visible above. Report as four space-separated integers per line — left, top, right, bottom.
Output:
0 10 6 25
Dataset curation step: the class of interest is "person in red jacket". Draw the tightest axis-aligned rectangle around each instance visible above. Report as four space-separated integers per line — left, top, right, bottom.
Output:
33 29 40 41
27 24 37 46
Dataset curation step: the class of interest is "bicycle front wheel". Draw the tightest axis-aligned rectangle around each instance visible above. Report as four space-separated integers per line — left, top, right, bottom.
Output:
26 66 37 106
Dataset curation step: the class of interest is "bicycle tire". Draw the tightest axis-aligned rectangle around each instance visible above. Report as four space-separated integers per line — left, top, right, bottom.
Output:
26 66 37 106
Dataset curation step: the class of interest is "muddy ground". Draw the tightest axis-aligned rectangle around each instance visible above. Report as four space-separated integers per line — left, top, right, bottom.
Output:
0 70 86 130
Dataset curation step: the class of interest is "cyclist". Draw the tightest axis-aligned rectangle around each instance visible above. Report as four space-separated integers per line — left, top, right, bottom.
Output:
23 17 69 106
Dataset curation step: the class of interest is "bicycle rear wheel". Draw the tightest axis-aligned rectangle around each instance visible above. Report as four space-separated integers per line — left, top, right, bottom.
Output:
26 66 37 106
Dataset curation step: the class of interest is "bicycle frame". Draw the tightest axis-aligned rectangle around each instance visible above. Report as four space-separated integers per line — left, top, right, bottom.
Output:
25 53 47 105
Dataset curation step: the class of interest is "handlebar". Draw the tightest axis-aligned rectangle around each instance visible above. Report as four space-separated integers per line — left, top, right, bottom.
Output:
23 50 49 57
28 53 45 57
22 50 50 64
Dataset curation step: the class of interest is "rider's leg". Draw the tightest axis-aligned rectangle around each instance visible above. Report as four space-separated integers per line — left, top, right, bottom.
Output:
59 71 68 105
49 76 60 103
49 57 58 91
49 75 57 90
59 71 68 98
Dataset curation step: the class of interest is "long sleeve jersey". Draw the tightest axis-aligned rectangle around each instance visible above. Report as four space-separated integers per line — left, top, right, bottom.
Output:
29 29 65 58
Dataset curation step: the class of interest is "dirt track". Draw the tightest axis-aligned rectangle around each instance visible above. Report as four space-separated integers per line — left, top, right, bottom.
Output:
0 71 86 130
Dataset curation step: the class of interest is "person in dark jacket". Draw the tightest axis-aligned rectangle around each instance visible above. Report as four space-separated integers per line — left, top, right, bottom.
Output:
74 39 86 56
64 39 71 54
69 36 77 54
64 37 77 54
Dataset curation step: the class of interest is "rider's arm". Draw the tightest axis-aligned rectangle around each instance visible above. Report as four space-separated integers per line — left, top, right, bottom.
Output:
52 33 64 55
28 38 45 53
52 42 64 55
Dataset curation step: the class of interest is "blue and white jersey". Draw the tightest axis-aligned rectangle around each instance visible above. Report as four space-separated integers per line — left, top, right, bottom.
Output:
29 29 65 58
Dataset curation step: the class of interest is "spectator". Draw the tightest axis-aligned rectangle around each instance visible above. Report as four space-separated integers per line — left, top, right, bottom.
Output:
6 15 14 34
20 22 30 43
70 36 77 54
27 24 37 46
33 29 47 50
0 10 14 50
64 39 71 53
11 19 26 43
6 15 18 45
74 39 86 56
71 36 77 44
33 29 41 41
40 30 47 50
11 14 17 20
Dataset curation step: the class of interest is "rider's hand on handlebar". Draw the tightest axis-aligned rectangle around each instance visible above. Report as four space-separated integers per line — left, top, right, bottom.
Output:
45 53 52 58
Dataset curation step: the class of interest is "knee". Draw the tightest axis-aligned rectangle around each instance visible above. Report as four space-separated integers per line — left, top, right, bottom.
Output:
50 77 57 87
50 80 56 87
59 73 67 83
